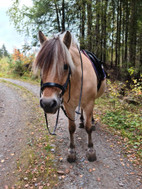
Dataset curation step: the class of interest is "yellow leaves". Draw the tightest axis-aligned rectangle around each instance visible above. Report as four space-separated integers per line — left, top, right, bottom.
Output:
11 48 35 66
12 48 24 61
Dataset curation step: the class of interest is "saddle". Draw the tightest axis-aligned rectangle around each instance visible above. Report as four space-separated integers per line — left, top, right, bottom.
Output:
81 50 106 90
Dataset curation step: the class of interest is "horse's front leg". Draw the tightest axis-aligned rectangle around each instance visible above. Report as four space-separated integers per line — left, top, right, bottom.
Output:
67 119 76 162
64 105 76 162
85 104 97 161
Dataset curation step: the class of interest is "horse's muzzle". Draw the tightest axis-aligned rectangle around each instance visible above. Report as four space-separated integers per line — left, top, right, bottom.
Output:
40 97 60 114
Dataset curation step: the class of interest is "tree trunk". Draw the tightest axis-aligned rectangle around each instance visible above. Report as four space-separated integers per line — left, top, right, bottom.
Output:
103 0 108 63
111 0 115 68
54 0 61 32
118 0 122 67
87 0 92 51
129 0 137 67
95 0 100 58
100 0 104 61
115 1 119 67
124 0 129 66
62 0 65 32
80 0 86 49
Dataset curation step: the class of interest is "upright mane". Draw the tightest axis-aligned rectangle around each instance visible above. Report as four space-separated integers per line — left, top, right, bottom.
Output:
33 32 76 78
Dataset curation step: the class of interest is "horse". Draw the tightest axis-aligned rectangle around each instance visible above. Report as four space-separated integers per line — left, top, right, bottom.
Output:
33 31 106 162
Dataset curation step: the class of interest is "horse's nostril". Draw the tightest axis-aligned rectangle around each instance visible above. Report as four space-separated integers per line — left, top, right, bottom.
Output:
50 99 57 108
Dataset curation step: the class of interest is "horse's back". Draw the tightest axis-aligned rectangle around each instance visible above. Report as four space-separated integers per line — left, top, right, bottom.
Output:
82 53 106 100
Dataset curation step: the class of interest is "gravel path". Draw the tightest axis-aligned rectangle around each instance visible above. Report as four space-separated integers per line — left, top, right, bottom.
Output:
0 78 141 189
0 82 32 187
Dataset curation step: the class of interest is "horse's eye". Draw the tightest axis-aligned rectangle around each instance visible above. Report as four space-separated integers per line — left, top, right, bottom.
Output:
64 64 68 70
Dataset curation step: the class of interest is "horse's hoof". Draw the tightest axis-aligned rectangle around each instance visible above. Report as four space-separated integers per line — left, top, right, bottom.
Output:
67 148 76 163
86 148 97 162
79 122 84 128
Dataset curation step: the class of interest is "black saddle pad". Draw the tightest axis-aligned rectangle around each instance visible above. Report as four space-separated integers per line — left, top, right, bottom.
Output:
83 50 106 80
81 50 106 90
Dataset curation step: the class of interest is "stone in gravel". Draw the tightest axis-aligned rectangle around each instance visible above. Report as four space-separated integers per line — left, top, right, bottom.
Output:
119 182 124 187
35 183 38 187
51 148 55 152
80 157 85 162
24 177 28 181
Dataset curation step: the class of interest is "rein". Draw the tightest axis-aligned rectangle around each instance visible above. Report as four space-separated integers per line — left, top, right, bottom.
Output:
40 46 83 135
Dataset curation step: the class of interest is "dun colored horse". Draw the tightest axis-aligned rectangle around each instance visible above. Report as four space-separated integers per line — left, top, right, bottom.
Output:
33 31 106 162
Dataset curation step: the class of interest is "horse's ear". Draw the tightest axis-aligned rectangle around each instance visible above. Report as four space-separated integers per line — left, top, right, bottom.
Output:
63 31 71 49
39 31 47 44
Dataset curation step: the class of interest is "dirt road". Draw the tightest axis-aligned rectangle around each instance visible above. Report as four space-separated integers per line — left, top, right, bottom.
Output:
0 82 34 187
0 78 141 189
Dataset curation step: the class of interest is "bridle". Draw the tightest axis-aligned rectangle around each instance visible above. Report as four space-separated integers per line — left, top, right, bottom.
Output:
40 46 83 135
40 66 72 99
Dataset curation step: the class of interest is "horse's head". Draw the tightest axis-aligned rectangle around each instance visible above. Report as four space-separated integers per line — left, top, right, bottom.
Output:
33 31 74 114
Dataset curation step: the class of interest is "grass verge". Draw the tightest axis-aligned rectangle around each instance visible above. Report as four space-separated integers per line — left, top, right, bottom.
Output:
0 80 58 188
94 81 142 166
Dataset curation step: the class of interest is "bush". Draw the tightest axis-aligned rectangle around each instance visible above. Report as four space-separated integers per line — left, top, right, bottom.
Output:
0 57 10 73
7 49 35 77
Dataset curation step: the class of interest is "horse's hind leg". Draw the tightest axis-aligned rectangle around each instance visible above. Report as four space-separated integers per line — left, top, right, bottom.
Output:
79 109 96 131
84 103 97 161
92 116 96 131
79 108 84 128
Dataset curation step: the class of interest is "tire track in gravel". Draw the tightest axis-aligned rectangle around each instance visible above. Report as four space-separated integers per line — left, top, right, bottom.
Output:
1 78 141 189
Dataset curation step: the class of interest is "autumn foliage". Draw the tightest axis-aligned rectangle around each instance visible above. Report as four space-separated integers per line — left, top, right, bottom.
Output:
9 48 35 76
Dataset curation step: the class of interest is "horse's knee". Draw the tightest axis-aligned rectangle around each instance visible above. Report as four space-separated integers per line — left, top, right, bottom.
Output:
69 123 76 134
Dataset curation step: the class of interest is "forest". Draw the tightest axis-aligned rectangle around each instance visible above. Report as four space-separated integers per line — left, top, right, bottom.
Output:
8 0 142 80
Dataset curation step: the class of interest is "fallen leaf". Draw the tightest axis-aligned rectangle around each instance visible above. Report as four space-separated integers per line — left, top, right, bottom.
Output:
59 157 63 162
65 169 70 174
24 184 29 188
89 169 92 172
97 177 101 181
57 170 64 175
39 186 43 189
61 175 66 179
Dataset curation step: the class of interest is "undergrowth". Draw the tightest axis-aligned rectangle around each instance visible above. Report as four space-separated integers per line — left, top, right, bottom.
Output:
95 79 142 165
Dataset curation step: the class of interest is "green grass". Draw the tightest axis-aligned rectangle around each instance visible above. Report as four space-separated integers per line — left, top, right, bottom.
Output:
95 82 142 164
